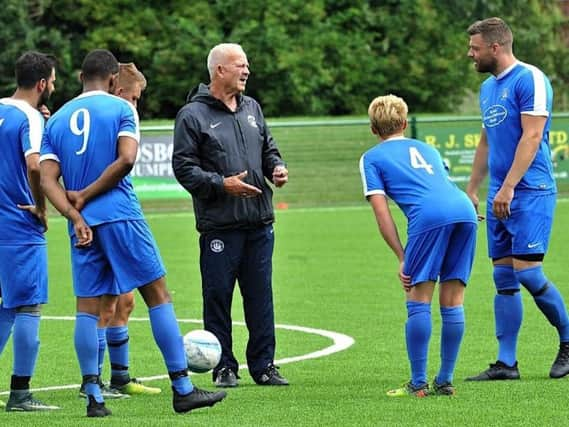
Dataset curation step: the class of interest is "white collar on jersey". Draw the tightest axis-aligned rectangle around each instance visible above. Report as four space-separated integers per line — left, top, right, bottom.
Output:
76 90 114 99
382 134 408 142
0 97 34 109
496 61 520 80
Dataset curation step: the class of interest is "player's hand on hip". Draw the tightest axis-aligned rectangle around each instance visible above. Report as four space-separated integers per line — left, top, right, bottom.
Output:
224 170 262 198
17 204 48 230
399 262 412 292
492 186 513 220
272 165 288 188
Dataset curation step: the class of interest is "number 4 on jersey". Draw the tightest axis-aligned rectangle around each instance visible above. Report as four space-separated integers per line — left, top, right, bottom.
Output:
409 146 434 175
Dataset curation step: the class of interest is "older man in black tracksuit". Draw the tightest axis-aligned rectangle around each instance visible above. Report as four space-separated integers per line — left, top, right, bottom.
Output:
172 43 289 388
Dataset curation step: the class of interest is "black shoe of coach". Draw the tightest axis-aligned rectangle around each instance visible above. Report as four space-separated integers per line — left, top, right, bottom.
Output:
254 364 289 386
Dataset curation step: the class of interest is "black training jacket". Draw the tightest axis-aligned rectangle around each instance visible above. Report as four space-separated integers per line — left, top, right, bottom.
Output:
172 83 285 233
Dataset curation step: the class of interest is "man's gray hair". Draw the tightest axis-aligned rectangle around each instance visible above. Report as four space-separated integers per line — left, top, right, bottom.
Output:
207 43 246 79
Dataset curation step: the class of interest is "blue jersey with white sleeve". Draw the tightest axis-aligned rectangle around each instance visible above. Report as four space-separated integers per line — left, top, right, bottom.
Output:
479 61 555 198
40 91 143 231
359 137 476 236
0 98 46 244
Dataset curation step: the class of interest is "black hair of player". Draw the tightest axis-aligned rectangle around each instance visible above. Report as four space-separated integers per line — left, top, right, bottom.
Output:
81 49 119 81
15 51 56 89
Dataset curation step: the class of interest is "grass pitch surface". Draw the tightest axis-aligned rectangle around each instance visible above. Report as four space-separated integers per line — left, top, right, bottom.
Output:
1 204 569 426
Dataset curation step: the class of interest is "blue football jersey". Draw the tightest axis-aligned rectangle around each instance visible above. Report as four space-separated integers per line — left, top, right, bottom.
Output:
360 137 477 236
479 61 555 197
0 98 46 244
40 90 143 230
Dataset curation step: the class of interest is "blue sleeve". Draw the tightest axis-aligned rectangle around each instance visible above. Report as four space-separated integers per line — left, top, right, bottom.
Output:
39 123 58 162
19 119 30 155
359 152 385 198
118 101 140 142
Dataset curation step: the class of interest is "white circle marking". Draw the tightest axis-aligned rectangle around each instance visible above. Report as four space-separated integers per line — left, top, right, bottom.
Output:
0 317 355 395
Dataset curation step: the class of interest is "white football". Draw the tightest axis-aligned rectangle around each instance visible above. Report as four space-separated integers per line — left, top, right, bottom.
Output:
183 329 222 373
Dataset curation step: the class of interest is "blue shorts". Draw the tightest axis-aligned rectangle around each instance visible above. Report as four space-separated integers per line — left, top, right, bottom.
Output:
0 244 48 309
404 222 477 286
486 192 555 259
70 220 166 297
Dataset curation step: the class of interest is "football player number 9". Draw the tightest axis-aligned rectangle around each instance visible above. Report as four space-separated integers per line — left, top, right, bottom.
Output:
70 108 91 155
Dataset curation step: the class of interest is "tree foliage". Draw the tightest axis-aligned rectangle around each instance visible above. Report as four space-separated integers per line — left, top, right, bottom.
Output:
0 0 567 117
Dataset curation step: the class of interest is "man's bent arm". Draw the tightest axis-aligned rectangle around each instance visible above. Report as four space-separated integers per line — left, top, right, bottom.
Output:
25 153 46 212
502 114 547 190
77 136 138 204
369 194 405 262
172 111 225 199
466 128 489 196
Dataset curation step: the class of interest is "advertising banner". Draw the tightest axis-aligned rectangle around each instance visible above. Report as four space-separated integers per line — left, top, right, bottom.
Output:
132 134 185 199
133 115 569 199
414 115 569 187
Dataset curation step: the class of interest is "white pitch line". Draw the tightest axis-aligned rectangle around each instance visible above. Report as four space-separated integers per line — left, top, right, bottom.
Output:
0 317 354 395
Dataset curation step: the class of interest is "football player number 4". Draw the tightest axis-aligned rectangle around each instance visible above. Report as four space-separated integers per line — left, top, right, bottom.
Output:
409 146 434 175
70 108 91 155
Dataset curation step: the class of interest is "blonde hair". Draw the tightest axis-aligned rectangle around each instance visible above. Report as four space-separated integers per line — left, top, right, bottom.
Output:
207 43 246 79
118 62 147 91
368 94 408 138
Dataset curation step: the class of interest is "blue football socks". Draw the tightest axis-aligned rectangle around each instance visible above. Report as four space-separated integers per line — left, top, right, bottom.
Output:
97 327 107 377
84 380 103 404
107 326 130 383
436 305 465 384
76 313 103 403
75 313 100 376
149 303 193 395
13 312 40 376
0 306 15 354
405 301 432 387
516 266 569 342
493 265 522 367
